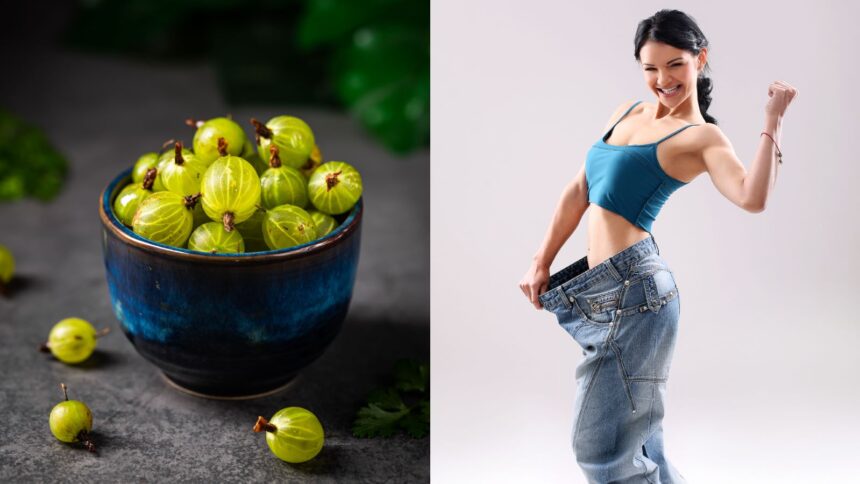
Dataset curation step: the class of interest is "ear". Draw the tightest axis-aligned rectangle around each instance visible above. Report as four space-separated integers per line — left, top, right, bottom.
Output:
697 48 708 73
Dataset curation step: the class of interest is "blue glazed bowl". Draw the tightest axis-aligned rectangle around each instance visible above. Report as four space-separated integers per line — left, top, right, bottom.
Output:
99 169 362 397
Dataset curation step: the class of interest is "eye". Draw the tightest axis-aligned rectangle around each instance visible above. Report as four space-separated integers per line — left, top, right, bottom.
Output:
645 64 683 71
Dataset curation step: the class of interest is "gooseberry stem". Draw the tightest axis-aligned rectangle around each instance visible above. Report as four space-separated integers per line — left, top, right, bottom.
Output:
61 383 68 401
217 138 229 157
250 119 273 144
77 430 97 453
253 416 277 433
223 212 235 232
184 193 202 210
142 168 157 191
325 171 342 191
95 327 111 338
174 142 185 165
161 138 177 151
268 145 282 168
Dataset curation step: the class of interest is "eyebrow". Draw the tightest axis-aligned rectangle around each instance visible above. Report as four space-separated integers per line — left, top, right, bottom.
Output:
642 57 684 66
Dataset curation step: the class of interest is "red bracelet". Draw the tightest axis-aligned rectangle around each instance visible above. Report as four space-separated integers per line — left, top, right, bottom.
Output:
761 131 783 164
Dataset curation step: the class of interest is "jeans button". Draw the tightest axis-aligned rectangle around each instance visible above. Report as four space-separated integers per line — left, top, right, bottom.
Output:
624 280 630 286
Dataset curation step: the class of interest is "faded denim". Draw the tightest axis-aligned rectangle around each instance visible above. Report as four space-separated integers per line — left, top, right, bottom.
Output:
539 235 686 484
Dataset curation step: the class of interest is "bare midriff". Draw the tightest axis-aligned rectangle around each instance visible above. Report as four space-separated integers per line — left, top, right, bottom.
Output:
585 204 653 269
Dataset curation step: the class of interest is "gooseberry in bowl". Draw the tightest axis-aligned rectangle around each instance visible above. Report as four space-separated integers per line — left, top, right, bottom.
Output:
99 168 362 397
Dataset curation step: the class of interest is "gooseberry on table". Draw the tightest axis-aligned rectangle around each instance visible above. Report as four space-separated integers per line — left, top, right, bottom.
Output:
0 243 14 293
39 317 109 364
260 146 308 210
307 161 363 215
250 116 315 170
49 383 96 453
199 138 261 232
253 407 324 464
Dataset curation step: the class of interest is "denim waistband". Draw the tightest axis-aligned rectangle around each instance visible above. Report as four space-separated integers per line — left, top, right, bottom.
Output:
539 234 661 312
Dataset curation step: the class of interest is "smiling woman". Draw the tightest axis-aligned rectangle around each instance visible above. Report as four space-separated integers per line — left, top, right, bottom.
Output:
518 8 796 483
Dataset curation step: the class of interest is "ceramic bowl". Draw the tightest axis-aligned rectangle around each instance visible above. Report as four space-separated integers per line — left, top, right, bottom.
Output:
99 168 362 397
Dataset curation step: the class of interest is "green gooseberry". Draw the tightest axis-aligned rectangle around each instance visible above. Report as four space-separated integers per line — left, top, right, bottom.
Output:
307 209 338 238
131 152 158 183
235 209 268 252
188 222 245 254
262 205 317 250
160 141 207 197
39 317 109 364
250 116 315 170
132 191 199 248
0 243 14 292
113 168 157 227
200 139 261 232
260 146 308 210
191 200 209 230
253 408 324 463
49 383 96 452
308 161 363 215
190 117 247 165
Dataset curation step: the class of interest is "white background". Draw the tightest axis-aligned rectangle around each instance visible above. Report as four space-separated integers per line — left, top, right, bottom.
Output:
431 1 860 482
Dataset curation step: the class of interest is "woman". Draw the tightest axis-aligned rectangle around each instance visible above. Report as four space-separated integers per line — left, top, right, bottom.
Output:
518 9 796 483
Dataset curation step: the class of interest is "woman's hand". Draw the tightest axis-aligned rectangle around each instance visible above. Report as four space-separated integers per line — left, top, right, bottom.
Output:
765 80 798 118
519 261 550 310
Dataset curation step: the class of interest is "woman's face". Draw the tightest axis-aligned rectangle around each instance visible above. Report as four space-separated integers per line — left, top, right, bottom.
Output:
639 40 706 108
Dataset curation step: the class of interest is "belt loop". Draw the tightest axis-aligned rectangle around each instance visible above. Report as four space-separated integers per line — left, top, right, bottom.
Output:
556 285 572 309
650 232 660 255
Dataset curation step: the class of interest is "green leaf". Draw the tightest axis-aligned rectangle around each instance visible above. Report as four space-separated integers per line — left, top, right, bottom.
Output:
352 401 410 438
398 400 429 438
393 358 429 394
0 109 68 202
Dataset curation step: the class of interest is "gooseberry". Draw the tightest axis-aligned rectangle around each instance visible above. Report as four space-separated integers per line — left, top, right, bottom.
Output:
242 139 269 176
113 168 157 227
262 205 317 250
188 222 245 254
0 244 14 291
308 209 338 238
260 146 308 210
250 116 315 170
307 161 363 215
49 383 95 452
132 191 200 247
189 117 247 165
200 139 261 232
39 317 109 364
235 209 268 252
253 408 324 464
160 141 206 197
131 152 158 183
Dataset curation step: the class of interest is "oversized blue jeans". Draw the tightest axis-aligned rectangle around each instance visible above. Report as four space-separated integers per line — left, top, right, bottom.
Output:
538 235 686 484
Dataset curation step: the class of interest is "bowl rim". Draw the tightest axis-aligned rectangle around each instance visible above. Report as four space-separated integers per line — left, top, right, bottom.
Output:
99 168 362 263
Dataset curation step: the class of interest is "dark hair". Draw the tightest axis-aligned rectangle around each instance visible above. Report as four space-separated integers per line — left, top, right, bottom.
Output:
634 9 717 125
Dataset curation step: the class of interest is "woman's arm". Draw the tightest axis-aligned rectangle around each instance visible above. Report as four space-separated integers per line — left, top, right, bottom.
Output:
519 165 589 309
701 81 797 212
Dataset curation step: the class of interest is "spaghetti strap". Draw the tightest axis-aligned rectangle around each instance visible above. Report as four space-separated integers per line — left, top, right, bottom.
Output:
653 124 700 145
603 101 643 137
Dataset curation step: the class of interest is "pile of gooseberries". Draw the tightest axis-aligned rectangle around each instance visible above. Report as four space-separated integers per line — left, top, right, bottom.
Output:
113 115 363 254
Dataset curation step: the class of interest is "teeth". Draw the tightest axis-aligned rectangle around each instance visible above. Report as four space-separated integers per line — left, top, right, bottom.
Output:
660 85 680 93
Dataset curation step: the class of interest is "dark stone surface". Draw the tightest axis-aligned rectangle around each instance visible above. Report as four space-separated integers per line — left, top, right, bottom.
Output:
0 44 429 481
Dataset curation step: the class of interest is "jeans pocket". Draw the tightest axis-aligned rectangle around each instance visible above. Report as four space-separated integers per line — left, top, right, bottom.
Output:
570 280 622 325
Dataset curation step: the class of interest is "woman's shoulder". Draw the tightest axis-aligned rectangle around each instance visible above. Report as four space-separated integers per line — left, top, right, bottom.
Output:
602 100 645 132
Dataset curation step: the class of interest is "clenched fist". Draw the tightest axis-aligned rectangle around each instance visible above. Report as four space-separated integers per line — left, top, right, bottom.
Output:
765 80 798 118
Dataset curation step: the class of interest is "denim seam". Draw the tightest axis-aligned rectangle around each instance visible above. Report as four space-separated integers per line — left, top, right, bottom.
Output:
609 340 637 414
627 377 668 383
572 343 611 449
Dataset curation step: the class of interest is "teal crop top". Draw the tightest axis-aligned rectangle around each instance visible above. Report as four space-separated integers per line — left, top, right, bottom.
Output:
585 100 699 233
